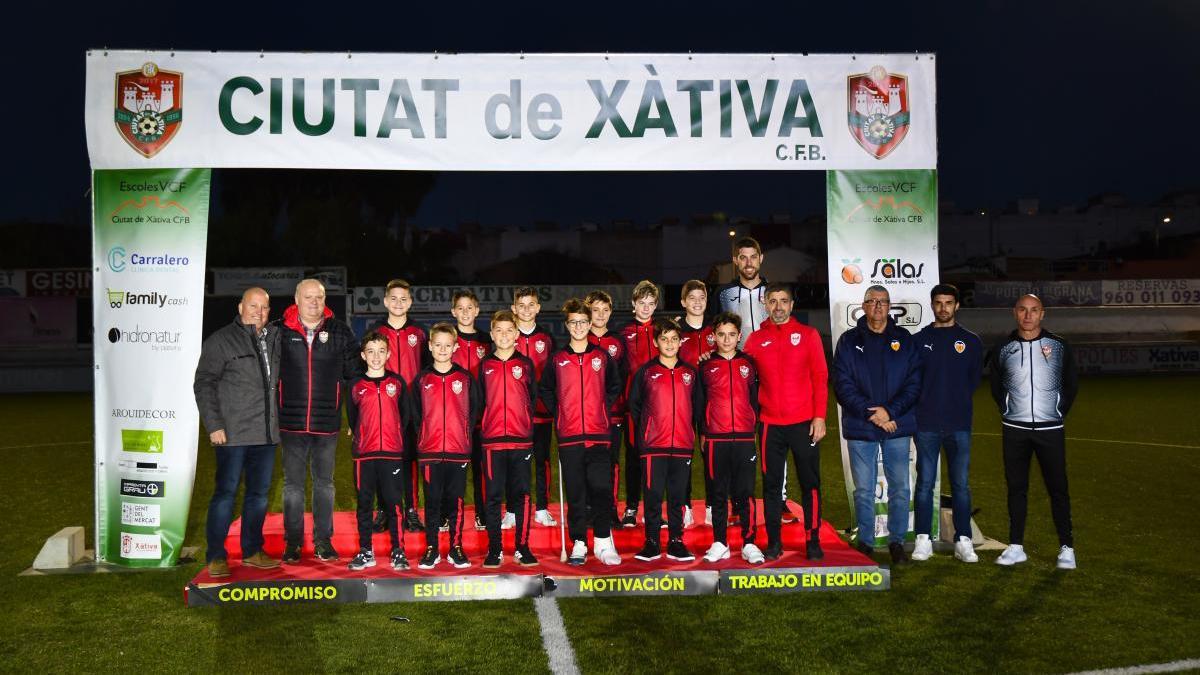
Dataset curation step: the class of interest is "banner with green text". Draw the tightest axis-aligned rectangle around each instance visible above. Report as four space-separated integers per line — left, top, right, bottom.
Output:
826 169 939 546
92 168 210 567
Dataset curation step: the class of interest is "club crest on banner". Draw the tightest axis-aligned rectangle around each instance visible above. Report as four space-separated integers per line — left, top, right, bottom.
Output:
739 364 750 379
591 356 602 372
385 382 398 397
451 380 463 395
847 66 910 159
114 63 183 158
790 333 801 346
890 339 901 351
535 340 545 354
512 365 523 380
407 334 418 347
954 340 966 354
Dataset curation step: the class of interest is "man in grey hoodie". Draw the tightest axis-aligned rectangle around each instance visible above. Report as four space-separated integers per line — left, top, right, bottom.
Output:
194 287 282 577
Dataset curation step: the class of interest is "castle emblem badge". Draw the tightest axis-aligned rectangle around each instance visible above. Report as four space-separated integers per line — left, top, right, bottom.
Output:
114 63 182 158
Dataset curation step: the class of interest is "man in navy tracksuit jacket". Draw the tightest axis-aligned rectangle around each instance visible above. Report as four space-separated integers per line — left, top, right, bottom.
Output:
833 285 921 564
911 284 983 563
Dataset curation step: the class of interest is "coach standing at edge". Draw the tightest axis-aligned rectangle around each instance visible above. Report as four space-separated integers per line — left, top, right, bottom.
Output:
277 279 362 564
194 287 282 577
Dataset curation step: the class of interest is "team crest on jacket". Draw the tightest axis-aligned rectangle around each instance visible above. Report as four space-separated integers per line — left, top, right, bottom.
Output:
1041 344 1053 359
476 345 487 359
607 344 618 357
114 62 183 158
591 356 602 372
535 340 546 354
512 365 523 380
385 382 398 397
890 340 900 352
451 380 463 395
682 372 693 385
954 340 966 354
318 331 329 344
407 334 418 347
790 333 801 346
847 66 910 159
706 334 715 346
739 364 750 379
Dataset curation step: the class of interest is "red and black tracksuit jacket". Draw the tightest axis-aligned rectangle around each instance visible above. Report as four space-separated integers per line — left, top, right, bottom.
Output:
678 321 715 368
515 324 556 423
410 364 482 462
618 319 658 386
477 352 537 449
698 352 760 442
587 330 627 422
346 372 409 459
367 318 427 386
453 330 492 379
743 317 829 425
627 358 703 458
539 343 622 447
277 305 363 434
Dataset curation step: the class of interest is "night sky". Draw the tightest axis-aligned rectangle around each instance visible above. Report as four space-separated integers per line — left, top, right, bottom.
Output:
4 1 1196 229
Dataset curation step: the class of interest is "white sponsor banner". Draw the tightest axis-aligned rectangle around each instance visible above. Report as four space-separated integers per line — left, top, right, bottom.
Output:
85 51 936 171
118 532 162 559
121 502 161 527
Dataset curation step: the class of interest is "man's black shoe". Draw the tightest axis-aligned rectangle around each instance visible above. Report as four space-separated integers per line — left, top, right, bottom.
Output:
403 508 424 533
314 541 339 562
634 540 662 561
666 539 695 562
889 542 910 566
483 549 502 569
448 545 471 569
855 540 875 557
418 546 440 569
372 509 389 533
390 549 410 571
763 541 784 561
281 544 302 564
620 508 638 528
806 539 825 561
514 546 539 566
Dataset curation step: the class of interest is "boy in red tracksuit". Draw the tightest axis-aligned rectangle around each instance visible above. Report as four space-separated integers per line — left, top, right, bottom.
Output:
677 279 715 527
411 322 482 570
617 279 661 527
346 331 411 572
540 299 624 566
512 286 558 527
478 310 539 568
585 290 626 530
449 289 492 531
698 312 764 565
628 318 703 563
368 278 428 534
743 283 829 561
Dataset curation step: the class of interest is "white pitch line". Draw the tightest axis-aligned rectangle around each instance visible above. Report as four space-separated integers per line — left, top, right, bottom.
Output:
534 596 580 675
1068 658 1200 675
0 441 90 451
973 432 1198 450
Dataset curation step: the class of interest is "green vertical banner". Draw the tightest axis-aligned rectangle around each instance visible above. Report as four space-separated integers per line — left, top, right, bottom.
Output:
826 169 939 546
92 168 210 567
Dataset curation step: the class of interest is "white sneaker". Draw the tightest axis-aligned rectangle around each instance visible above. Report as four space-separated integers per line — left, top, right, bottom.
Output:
593 536 622 566
683 506 695 529
911 534 933 561
705 506 713 526
568 539 588 566
741 543 765 565
501 512 515 530
954 536 979 563
995 544 1027 566
703 541 730 562
534 509 557 527
1056 545 1076 570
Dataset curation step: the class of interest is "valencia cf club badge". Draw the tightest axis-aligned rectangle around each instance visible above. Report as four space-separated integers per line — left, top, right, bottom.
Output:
114 63 182 158
790 333 801 346
407 334 418 347
318 331 329 344
954 340 966 354
890 340 901 352
847 66 910 159
591 356 602 372
451 380 463 395
512 365 523 380
385 383 398 397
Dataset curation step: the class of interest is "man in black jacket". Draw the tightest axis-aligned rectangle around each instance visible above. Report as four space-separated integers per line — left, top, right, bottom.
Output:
276 279 363 563
193 287 281 577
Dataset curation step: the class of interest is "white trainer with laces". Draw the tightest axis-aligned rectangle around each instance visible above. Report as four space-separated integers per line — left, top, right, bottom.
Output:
501 512 515 530
995 544 1027 566
1056 545 1076 570
703 541 730 563
593 536 622 566
534 509 557 527
911 534 933 561
683 506 695 529
954 536 979 563
741 543 766 565
568 539 588 566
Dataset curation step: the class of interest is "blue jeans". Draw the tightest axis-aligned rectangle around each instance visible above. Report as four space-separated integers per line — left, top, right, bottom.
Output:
914 431 972 541
848 437 912 545
206 444 277 562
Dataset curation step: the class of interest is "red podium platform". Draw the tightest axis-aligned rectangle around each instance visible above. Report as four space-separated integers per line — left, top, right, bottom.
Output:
185 500 889 606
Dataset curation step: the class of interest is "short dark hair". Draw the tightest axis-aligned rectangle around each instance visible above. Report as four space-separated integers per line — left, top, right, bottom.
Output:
681 280 707 300
451 289 479 306
653 318 681 340
561 298 592 320
584 290 613 307
732 236 762 256
360 330 389 352
512 286 540 303
711 311 742 332
930 284 960 303
764 282 793 301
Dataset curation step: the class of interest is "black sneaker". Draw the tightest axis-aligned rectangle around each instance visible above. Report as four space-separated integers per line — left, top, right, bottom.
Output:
418 546 440 569
666 539 695 562
889 542 910 566
855 540 875 557
373 509 389 533
634 540 662 561
448 545 470 569
390 549 410 571
314 541 339 562
514 546 539 566
806 539 825 561
763 541 784 561
348 549 376 571
475 515 486 531
621 508 638 528
281 544 302 564
483 549 502 568
403 508 424 533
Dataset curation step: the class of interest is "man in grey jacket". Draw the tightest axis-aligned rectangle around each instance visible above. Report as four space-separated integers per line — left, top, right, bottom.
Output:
194 287 282 577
